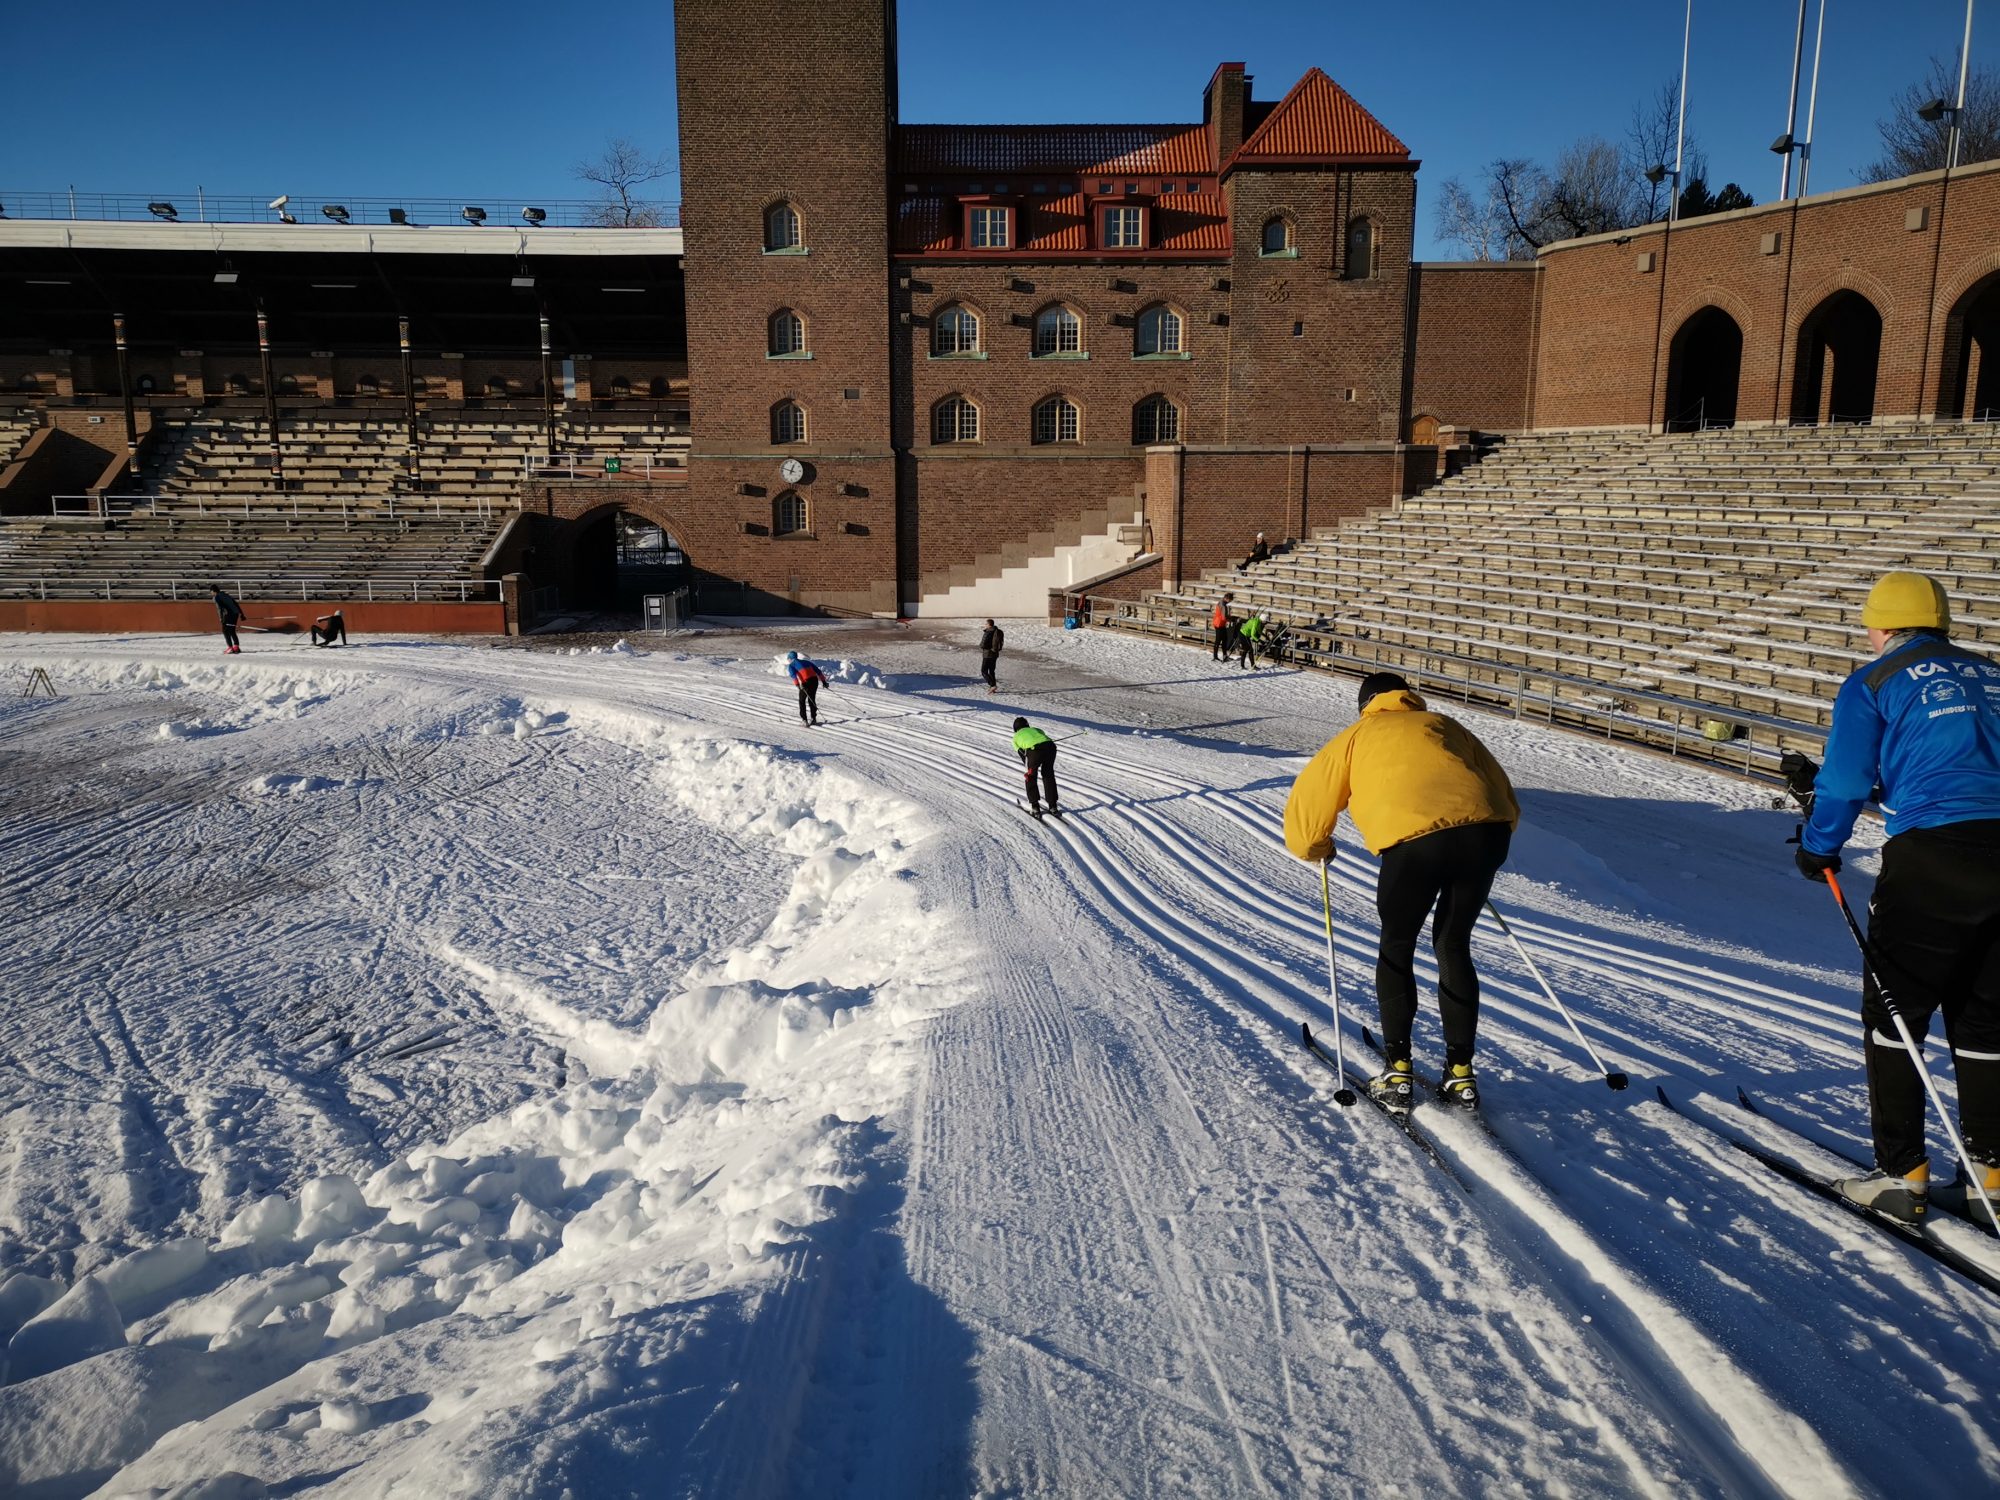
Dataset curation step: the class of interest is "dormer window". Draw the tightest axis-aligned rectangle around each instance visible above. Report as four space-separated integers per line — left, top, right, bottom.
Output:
968 206 1011 249
1103 206 1144 249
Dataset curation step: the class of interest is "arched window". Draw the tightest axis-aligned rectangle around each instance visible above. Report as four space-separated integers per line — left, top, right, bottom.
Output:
1260 216 1293 255
1134 394 1180 444
609 376 632 398
1033 305 1082 356
769 309 807 356
933 304 981 355
1032 395 1080 444
278 373 301 394
774 490 808 535
17 374 40 392
932 395 979 443
650 375 669 399
772 399 807 443
136 374 157 394
1345 216 1377 279
765 201 802 252
1136 305 1184 356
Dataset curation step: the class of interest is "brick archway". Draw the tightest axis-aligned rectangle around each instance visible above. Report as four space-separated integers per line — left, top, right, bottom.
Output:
1937 270 2000 422
1792 289 1883 425
1664 306 1743 430
551 496 695 613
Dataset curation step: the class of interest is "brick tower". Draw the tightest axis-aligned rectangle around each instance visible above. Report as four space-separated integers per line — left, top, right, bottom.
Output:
673 0 900 614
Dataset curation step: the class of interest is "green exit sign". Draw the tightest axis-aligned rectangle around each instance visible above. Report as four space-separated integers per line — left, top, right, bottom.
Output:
604 456 622 475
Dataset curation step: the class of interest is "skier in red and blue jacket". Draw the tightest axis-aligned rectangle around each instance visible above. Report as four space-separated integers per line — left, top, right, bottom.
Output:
786 651 825 726
1796 571 2000 1227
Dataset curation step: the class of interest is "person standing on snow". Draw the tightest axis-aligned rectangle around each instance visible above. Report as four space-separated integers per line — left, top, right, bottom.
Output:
1283 671 1519 1112
1792 571 2000 1228
1211 594 1236 662
785 650 826 726
1236 611 1266 670
979 619 1005 694
210 584 243 654
1012 716 1061 818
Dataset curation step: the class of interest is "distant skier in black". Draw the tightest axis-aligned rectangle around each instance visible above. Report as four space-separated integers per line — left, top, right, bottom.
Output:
1013 716 1060 817
210 584 243 654
311 609 348 647
979 619 1005 694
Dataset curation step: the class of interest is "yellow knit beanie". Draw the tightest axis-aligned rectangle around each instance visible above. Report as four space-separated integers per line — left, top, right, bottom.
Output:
1861 571 1950 631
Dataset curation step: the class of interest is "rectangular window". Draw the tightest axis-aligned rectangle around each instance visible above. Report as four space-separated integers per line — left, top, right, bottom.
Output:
969 207 1010 248
1104 207 1143 249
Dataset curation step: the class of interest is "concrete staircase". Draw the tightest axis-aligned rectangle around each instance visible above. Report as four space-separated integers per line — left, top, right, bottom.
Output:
919 495 1146 617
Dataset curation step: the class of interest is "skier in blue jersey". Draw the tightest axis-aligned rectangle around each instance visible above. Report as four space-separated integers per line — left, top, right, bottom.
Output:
1794 571 2000 1226
785 650 825 726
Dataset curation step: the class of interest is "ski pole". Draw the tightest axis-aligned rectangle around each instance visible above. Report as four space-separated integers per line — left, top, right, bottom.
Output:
1825 870 2000 1233
1485 900 1630 1090
1319 859 1358 1107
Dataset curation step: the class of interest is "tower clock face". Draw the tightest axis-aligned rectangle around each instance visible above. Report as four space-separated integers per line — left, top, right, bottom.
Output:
779 458 806 484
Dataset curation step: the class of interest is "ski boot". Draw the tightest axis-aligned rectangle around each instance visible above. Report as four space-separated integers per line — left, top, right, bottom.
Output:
1367 1059 1414 1115
1835 1162 1929 1225
1438 1063 1480 1110
1931 1162 2000 1235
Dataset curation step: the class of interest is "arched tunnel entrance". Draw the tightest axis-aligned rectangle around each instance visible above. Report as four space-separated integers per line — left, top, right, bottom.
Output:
1941 273 2000 422
567 508 688 614
1663 306 1741 430
1792 290 1882 425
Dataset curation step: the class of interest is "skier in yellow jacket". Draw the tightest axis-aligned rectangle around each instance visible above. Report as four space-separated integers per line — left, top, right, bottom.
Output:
1284 671 1520 1111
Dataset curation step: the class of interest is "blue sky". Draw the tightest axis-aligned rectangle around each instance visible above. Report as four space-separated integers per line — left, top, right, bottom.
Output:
7 1 1992 257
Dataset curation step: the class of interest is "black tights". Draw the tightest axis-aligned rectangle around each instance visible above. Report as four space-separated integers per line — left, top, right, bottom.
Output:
1374 822 1512 1066
1860 819 2000 1174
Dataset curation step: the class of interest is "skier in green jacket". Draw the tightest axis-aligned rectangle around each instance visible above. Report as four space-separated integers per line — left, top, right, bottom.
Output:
1013 716 1061 818
1236 611 1266 670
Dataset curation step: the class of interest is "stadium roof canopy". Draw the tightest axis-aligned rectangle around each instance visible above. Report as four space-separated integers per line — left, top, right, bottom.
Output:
0 222 685 358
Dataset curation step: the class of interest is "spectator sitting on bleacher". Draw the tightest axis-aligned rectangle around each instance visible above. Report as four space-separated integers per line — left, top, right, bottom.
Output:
1236 532 1271 572
311 610 348 647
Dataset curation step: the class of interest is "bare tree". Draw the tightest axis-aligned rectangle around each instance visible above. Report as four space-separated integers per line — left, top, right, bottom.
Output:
1624 79 1708 224
1432 174 1531 260
575 139 677 227
1864 56 2000 181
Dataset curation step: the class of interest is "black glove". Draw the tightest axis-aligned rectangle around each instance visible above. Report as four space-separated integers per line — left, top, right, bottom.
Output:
1778 751 1820 806
1794 845 1841 883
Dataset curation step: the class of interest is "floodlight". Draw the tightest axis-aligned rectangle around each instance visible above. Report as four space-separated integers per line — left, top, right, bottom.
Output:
521 206 547 225
510 275 536 288
1769 133 1795 154
388 208 409 225
321 204 350 224
461 205 487 225
278 211 298 224
1917 97 1953 123
213 271 239 284
1644 164 1669 186
269 195 290 210
148 201 178 221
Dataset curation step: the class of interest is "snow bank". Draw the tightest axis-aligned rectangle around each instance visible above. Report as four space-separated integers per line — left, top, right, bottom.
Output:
767 651 891 690
47 690 972 1498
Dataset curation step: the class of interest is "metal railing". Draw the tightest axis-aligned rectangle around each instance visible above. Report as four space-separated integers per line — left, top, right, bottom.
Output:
1076 594 1828 779
523 451 689 481
5 575 501 604
44 493 497 523
0 190 679 230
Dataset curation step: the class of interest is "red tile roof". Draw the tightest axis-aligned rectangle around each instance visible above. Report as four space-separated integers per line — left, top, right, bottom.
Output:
1154 193 1230 252
899 124 1213 177
1022 193 1089 252
1228 68 1410 167
895 196 953 254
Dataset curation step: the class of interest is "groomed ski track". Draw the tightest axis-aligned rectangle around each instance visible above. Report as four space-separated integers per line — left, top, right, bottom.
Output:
5 627 2000 1496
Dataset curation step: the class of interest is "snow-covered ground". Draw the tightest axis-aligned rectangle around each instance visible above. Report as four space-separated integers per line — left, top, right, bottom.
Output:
0 618 1993 1498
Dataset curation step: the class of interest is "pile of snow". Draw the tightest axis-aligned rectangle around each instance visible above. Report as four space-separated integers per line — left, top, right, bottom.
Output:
0 682 972 1497
766 651 891 690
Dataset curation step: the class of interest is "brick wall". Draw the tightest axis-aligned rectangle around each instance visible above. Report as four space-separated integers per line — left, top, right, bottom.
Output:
904 452 1142 597
1223 168 1417 442
1531 158 2000 430
1149 443 1403 585
674 0 899 615
1408 262 1539 433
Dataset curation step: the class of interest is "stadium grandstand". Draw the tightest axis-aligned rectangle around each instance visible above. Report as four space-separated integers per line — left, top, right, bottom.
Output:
4 0 2000 784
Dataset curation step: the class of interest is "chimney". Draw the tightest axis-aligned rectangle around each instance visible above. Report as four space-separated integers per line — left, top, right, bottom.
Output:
1205 62 1249 170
